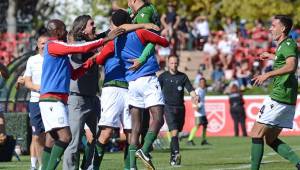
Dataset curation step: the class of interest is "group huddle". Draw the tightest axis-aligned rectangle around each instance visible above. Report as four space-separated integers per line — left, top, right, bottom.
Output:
23 3 178 170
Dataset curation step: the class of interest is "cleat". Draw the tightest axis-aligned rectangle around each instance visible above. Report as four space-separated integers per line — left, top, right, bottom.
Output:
186 140 196 146
170 153 181 166
135 149 155 170
201 140 211 145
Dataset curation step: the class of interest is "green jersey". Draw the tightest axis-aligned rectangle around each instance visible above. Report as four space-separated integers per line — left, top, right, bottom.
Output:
270 38 298 105
127 3 160 64
129 4 160 26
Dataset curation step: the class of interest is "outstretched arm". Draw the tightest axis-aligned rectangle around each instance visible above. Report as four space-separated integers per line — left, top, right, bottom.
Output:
48 28 124 56
120 23 160 32
71 41 115 80
136 29 169 47
48 39 106 56
128 30 168 70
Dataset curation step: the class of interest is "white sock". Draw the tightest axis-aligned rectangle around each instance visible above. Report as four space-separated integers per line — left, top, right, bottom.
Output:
31 157 37 168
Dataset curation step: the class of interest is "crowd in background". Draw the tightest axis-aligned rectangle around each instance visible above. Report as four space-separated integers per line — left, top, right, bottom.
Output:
155 2 300 93
1 3 300 95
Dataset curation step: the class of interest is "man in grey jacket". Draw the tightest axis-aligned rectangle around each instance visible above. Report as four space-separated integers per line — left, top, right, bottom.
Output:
63 15 101 170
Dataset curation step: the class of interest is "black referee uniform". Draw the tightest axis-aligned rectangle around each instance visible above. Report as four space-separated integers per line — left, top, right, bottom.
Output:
158 71 194 132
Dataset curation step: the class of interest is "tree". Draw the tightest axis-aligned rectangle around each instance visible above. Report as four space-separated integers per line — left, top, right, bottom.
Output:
0 0 59 34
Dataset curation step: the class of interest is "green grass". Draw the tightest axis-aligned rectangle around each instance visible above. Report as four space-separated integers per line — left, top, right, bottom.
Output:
1 136 300 170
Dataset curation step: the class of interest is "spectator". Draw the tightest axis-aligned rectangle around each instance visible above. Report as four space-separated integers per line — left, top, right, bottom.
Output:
228 84 247 137
217 34 233 69
177 17 190 50
223 17 237 41
251 19 269 49
202 36 218 70
193 15 210 50
289 28 299 40
239 19 248 39
236 59 252 90
211 63 225 93
160 2 180 54
157 31 171 69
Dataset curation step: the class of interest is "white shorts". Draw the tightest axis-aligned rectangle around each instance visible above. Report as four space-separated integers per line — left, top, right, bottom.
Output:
99 87 131 130
256 97 296 129
39 101 69 132
128 76 164 108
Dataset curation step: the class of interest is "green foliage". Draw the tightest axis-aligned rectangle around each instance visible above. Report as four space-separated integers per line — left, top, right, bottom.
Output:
97 0 300 28
91 0 113 17
3 112 30 154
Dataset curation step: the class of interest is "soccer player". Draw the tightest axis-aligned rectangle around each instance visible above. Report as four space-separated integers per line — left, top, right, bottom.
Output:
127 0 160 70
88 37 131 170
24 34 48 170
127 0 161 150
158 55 198 166
250 15 300 170
187 78 210 146
39 19 124 170
84 9 169 170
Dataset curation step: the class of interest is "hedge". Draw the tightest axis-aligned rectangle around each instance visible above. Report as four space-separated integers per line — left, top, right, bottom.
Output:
3 112 30 154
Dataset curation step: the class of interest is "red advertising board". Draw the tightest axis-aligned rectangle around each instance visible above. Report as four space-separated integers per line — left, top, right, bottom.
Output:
182 96 300 136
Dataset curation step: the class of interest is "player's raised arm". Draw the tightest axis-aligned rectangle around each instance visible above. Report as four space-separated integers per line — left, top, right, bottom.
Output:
136 29 169 47
82 41 115 69
120 23 160 32
48 28 124 56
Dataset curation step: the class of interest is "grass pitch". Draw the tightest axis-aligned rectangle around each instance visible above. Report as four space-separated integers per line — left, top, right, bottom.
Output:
1 136 299 170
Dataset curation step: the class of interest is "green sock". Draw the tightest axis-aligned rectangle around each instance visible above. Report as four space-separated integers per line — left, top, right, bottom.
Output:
269 138 300 165
124 143 130 170
202 126 207 141
129 144 137 168
188 126 198 141
47 141 69 170
251 138 264 170
141 131 157 155
93 147 100 170
96 141 106 167
81 141 92 170
41 147 52 170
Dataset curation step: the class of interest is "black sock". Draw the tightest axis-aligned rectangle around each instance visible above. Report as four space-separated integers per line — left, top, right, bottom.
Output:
171 136 179 155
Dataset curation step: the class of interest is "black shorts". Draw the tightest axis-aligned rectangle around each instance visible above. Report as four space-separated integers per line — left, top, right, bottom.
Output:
195 116 208 126
164 105 185 132
28 102 44 135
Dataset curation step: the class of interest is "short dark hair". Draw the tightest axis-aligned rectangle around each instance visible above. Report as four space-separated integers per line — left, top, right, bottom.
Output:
200 77 206 82
111 9 132 27
274 15 293 35
46 19 65 35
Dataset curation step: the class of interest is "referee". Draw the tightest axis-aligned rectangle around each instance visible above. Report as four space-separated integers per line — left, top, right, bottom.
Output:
158 55 198 166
